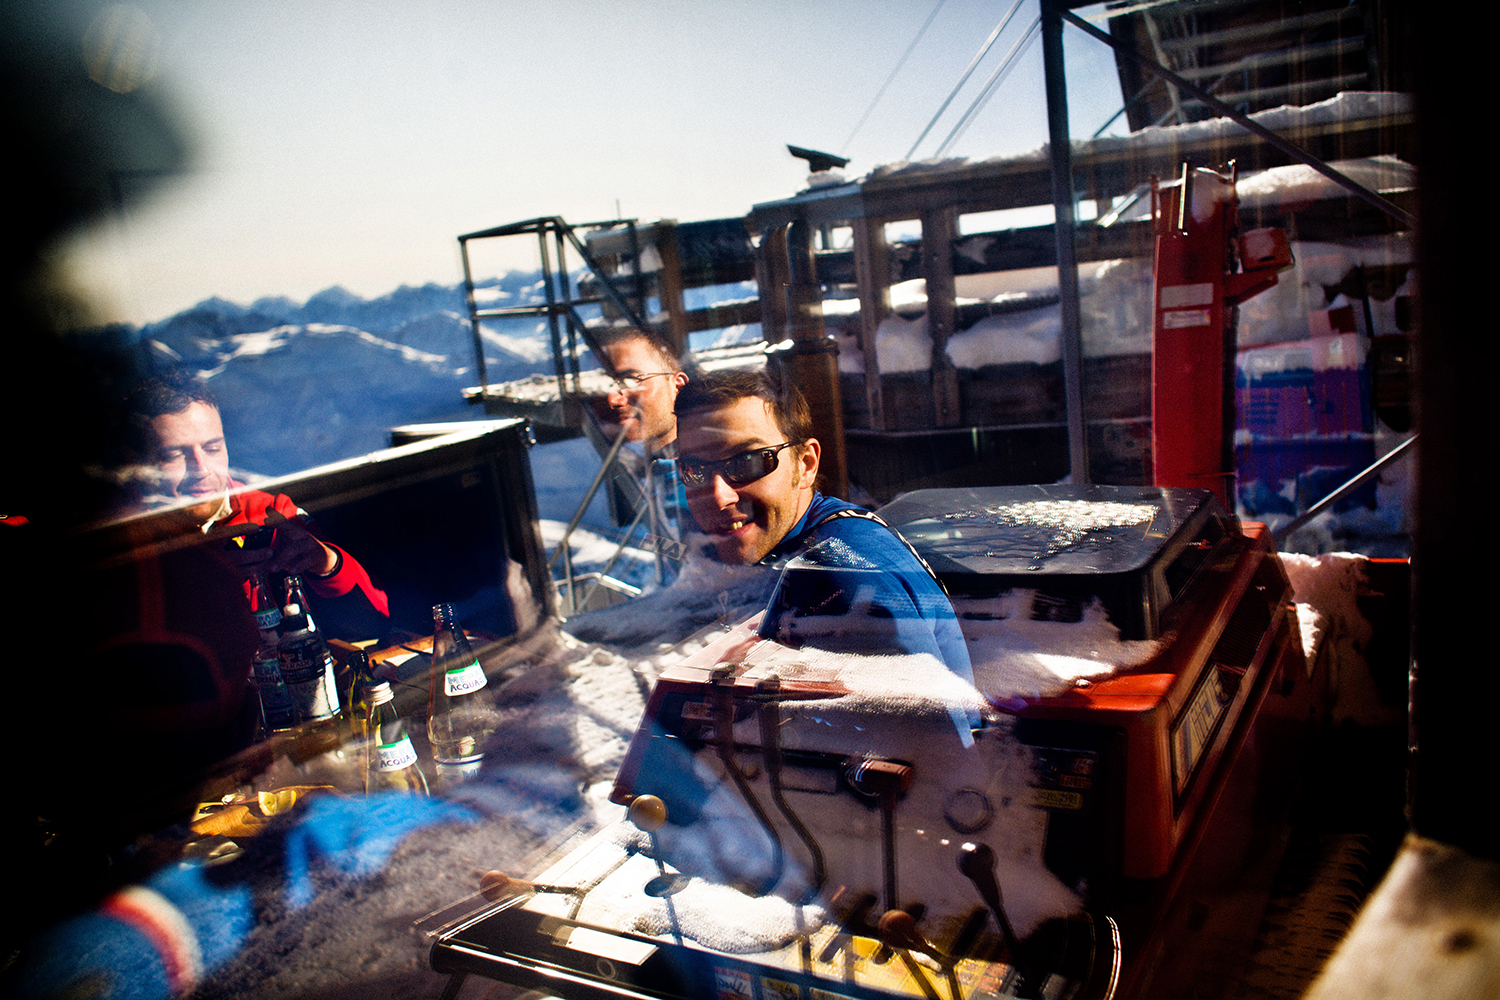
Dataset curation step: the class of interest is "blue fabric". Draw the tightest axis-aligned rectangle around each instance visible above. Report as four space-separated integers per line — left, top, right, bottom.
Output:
8 911 174 1000
151 863 255 972
280 793 479 907
757 493 975 687
646 456 689 577
5 794 480 1000
5 864 254 1000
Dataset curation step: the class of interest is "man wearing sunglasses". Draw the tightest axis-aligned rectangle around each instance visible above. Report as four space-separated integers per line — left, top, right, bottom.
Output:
674 369 974 685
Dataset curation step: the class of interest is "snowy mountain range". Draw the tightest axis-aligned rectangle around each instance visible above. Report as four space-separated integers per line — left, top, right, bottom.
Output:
134 272 568 478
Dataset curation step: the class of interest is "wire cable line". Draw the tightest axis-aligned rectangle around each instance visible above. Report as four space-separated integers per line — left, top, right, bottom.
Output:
934 16 1042 157
905 0 1028 161
841 0 948 154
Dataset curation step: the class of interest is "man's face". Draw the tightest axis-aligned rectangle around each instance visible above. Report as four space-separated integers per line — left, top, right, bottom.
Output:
145 401 232 523
601 337 686 451
676 396 819 565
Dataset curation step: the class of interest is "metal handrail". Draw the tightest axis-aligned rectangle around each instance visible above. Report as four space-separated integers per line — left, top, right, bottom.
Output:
457 215 653 407
545 415 685 615
1271 434 1417 545
549 420 630 616
459 214 681 615
548 421 633 573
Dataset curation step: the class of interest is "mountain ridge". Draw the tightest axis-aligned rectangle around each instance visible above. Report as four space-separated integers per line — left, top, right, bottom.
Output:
124 270 565 478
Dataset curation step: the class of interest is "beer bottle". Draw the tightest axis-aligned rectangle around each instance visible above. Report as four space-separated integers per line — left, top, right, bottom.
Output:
364 681 428 795
344 647 377 740
426 604 498 784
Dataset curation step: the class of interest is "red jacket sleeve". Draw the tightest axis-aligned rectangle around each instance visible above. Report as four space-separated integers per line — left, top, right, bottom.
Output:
227 485 389 619
306 542 390 618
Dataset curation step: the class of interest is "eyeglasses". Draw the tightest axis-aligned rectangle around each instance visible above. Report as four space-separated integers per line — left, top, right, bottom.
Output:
677 442 795 488
611 372 674 391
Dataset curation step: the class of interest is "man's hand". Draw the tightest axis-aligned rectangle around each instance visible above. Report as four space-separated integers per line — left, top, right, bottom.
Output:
267 516 340 577
223 513 339 579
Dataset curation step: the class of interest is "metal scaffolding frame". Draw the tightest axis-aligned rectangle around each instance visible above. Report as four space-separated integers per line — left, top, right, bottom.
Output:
457 217 675 614
1040 0 1414 503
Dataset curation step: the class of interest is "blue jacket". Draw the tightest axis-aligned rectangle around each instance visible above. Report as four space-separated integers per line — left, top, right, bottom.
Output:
756 493 975 687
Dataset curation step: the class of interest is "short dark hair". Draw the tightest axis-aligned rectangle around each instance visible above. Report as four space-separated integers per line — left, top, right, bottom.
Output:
674 366 812 444
124 369 217 453
593 326 682 374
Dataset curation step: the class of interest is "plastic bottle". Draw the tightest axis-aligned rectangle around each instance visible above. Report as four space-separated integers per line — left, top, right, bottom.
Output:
364 681 428 795
249 571 296 733
426 603 498 783
277 576 339 724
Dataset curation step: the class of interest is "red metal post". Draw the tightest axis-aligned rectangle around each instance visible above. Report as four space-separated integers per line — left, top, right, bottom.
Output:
1151 163 1290 508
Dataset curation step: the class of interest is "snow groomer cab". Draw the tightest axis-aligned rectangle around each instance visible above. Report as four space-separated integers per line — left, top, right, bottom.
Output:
433 484 1321 1000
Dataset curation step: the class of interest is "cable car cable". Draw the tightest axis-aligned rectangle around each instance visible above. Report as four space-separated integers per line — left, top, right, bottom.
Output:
841 0 948 154
905 0 1026 161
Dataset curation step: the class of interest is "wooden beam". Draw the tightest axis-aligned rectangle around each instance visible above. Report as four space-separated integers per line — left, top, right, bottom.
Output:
654 221 689 356
851 216 889 431
921 206 961 428
755 224 791 345
749 108 1414 232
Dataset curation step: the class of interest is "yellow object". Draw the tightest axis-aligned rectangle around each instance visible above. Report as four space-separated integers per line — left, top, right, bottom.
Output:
258 788 299 816
189 785 334 839
628 794 668 832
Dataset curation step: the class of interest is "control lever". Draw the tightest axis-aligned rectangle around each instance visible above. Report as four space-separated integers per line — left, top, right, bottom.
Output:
877 908 953 1000
877 908 944 962
957 841 1021 959
629 793 685 943
711 667 784 894
477 870 578 901
818 890 877 964
758 677 827 900
845 757 913 913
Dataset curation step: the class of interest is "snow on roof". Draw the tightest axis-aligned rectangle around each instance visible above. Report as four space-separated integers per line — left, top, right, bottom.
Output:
862 92 1413 185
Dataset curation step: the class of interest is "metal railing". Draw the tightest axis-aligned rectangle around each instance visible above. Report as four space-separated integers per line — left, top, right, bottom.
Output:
1271 434 1416 546
457 216 651 404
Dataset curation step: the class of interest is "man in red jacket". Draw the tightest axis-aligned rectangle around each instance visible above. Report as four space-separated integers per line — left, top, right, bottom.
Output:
127 371 389 620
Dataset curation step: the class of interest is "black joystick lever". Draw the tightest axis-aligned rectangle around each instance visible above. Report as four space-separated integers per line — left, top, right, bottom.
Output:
845 758 913 913
957 841 1022 960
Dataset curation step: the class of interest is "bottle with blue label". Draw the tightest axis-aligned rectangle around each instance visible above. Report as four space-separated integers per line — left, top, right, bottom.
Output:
426 603 498 784
364 681 428 795
249 571 296 733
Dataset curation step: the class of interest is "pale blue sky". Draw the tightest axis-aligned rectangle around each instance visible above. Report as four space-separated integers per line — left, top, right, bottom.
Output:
57 0 1127 325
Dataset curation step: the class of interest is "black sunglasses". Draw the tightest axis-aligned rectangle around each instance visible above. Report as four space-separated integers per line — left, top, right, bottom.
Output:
677 442 795 488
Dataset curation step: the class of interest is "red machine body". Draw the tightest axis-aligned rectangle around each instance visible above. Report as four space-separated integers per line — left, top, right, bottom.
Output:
1004 519 1313 881
436 484 1324 998
1152 163 1293 509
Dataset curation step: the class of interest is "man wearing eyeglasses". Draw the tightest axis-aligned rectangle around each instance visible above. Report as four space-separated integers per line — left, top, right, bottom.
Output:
674 369 974 685
594 329 692 574
596 328 689 456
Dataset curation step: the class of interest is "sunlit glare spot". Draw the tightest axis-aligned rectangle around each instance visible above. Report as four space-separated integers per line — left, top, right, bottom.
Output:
83 4 161 94
943 500 1156 564
1035 653 1113 683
